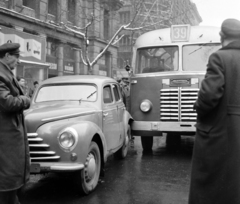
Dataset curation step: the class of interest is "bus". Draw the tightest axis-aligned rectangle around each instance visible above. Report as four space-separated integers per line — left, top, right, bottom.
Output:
129 25 222 151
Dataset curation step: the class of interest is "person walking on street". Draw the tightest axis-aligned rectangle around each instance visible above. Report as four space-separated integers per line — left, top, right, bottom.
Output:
16 76 29 97
0 43 31 204
29 81 39 98
188 18 240 204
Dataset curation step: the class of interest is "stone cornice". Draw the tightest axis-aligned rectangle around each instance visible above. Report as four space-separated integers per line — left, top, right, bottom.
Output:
0 6 84 43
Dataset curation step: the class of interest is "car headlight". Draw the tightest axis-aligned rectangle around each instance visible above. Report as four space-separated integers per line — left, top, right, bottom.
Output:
58 127 78 151
140 100 152 112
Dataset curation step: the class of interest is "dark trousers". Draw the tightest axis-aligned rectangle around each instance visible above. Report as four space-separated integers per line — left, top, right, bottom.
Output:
0 190 20 204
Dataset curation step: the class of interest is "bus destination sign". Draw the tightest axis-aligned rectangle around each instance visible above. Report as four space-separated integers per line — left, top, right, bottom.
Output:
171 24 191 42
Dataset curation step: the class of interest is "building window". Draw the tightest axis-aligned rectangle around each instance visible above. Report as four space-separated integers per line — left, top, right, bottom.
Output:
46 39 57 57
68 0 76 24
64 44 74 60
119 11 130 24
104 9 110 40
48 0 57 16
120 35 130 45
23 0 36 10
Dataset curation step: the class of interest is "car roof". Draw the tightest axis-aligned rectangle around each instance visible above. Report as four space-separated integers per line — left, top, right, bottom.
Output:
41 75 117 86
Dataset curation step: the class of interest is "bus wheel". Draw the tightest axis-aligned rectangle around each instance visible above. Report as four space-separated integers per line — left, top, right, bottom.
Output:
141 136 153 152
166 133 181 149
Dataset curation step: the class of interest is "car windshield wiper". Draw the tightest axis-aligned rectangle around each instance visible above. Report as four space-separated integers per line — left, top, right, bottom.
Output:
87 91 97 99
78 91 97 104
188 41 212 55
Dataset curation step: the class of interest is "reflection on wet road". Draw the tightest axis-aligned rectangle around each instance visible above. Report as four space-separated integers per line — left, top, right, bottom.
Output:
20 135 194 204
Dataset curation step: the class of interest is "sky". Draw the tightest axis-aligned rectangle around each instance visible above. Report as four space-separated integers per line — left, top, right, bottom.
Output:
191 0 240 27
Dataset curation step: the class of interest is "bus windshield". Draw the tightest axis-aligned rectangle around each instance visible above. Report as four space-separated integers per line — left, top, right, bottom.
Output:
183 43 221 71
136 46 178 74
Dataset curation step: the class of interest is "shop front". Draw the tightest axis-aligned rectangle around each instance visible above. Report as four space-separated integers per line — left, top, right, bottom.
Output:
0 25 49 91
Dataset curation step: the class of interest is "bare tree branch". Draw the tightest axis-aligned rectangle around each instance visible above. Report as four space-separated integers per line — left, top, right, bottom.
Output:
112 34 125 45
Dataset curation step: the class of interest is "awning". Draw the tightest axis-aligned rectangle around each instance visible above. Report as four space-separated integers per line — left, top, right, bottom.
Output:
20 60 50 67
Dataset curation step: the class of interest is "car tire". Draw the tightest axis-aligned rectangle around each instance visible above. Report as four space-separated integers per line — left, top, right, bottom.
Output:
141 136 153 152
114 125 131 159
76 141 101 195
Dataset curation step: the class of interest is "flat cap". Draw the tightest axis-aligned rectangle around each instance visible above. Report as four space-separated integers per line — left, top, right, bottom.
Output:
0 43 20 55
221 18 240 38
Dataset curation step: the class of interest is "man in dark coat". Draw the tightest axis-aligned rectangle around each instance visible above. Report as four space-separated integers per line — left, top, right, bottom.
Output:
0 43 31 204
189 19 240 204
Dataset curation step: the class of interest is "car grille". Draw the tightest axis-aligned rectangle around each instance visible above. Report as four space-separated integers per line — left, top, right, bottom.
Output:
28 133 60 161
160 88 198 122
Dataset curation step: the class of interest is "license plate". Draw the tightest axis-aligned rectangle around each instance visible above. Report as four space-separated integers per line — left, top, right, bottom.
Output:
30 163 40 173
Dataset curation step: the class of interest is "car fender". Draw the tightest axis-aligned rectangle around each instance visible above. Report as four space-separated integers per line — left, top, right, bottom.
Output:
67 121 108 162
37 120 107 164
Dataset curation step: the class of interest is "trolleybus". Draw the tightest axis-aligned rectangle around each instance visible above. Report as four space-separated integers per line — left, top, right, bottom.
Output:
129 25 222 151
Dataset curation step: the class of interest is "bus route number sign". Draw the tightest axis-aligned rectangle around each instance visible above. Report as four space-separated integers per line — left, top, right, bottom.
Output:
171 25 190 42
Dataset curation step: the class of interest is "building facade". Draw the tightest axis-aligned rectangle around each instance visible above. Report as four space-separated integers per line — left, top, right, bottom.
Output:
0 0 123 89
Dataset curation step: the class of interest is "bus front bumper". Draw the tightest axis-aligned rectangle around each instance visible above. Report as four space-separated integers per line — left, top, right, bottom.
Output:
131 121 196 136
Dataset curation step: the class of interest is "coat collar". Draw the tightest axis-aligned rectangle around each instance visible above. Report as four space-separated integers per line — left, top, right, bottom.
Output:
0 60 24 95
220 41 240 50
0 59 14 77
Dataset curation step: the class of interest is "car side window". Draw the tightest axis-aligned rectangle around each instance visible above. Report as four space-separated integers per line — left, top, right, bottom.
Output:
103 85 113 104
113 84 121 102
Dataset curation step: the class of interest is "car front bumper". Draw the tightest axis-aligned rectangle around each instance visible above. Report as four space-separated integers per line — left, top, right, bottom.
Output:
30 162 84 173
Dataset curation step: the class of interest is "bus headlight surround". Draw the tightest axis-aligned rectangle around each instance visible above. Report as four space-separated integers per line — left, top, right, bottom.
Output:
140 100 152 112
58 127 78 151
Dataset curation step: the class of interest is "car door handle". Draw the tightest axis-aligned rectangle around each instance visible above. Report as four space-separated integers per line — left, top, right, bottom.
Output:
103 113 108 117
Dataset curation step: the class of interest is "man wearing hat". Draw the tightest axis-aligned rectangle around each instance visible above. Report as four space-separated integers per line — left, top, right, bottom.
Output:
189 19 240 204
0 43 30 204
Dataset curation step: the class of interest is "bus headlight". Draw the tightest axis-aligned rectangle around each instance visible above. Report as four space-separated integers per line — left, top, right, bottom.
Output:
140 100 152 112
58 127 78 151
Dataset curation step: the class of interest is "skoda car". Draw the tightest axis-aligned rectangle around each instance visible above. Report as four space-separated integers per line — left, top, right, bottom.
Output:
25 75 132 194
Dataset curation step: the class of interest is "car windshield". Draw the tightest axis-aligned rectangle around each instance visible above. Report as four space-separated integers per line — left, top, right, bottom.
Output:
35 84 97 102
182 43 221 71
136 46 179 74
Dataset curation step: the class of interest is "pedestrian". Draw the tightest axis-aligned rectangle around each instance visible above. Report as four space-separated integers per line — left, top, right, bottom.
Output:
0 43 31 204
16 76 29 96
29 81 39 98
188 18 240 204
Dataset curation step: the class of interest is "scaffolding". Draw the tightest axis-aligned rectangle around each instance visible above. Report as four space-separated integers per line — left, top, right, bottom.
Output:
127 0 201 33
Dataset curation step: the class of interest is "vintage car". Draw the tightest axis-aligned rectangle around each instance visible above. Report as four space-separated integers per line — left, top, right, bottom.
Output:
24 75 133 194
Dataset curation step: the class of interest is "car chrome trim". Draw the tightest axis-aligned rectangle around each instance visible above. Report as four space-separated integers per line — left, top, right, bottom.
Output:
28 138 43 142
30 151 56 155
27 133 38 137
29 144 50 148
31 156 60 160
50 164 84 171
41 111 97 122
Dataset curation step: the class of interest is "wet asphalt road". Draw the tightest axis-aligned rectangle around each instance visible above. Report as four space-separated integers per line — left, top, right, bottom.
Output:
20 135 194 204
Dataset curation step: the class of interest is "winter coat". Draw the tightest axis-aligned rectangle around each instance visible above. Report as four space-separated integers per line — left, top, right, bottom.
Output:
0 60 30 191
189 41 240 204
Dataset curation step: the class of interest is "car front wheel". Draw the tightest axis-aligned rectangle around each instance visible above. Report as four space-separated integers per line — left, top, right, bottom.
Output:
76 141 101 195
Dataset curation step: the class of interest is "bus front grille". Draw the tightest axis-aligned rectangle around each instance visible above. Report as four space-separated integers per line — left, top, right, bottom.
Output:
160 88 199 122
28 134 60 162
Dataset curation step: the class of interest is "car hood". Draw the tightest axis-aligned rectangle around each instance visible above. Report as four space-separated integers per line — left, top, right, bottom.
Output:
24 102 98 132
